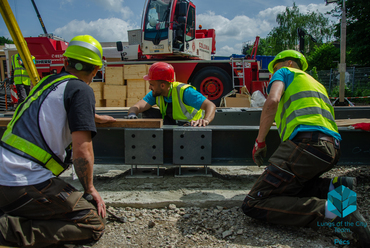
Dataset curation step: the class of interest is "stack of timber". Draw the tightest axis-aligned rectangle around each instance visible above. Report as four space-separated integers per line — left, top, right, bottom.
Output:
104 67 126 107
89 81 105 107
90 65 151 108
125 64 150 107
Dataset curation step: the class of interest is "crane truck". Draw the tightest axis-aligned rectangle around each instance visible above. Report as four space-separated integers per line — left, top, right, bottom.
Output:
112 0 269 106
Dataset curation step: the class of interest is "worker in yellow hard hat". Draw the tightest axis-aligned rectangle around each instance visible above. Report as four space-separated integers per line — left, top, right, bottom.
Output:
241 50 370 247
11 52 36 105
127 62 216 126
0 35 109 247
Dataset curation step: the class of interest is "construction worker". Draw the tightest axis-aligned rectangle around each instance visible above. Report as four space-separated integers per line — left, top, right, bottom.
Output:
0 35 107 247
241 50 370 247
11 52 36 105
127 62 216 126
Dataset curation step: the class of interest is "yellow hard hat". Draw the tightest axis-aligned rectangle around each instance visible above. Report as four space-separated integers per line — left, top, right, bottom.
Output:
268 50 308 73
63 35 103 67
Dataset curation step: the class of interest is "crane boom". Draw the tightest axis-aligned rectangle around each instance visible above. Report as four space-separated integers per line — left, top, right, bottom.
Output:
31 0 48 35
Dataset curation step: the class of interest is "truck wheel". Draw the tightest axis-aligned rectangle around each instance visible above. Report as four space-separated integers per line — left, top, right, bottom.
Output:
192 67 232 106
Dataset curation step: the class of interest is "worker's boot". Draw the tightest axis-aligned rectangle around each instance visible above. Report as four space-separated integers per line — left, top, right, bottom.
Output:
337 210 370 247
332 176 357 191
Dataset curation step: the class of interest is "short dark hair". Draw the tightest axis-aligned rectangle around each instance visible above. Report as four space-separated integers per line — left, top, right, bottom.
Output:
274 57 302 70
67 58 95 73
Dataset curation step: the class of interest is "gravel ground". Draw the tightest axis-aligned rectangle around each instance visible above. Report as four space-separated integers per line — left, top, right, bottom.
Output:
75 165 370 248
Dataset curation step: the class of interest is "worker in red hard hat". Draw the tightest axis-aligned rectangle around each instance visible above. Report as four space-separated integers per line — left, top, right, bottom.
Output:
127 62 216 126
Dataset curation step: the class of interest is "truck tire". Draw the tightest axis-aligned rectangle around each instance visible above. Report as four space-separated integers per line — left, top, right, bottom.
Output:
192 67 232 106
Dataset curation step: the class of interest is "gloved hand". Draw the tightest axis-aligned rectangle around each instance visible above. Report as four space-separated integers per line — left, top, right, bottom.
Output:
351 123 370 132
127 113 138 119
252 139 267 167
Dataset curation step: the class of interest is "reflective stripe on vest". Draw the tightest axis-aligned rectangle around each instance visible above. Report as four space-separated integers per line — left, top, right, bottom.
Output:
156 82 203 121
275 67 338 141
1 74 77 176
11 54 34 86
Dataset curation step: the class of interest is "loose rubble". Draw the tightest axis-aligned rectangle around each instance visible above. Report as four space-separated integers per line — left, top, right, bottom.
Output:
76 165 370 248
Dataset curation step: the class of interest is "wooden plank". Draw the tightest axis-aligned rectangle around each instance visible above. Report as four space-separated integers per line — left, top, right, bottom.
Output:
96 118 162 128
0 118 12 127
0 118 162 128
335 118 370 127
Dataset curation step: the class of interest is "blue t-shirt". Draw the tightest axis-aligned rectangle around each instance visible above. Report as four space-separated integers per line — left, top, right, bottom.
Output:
143 86 206 110
268 68 341 141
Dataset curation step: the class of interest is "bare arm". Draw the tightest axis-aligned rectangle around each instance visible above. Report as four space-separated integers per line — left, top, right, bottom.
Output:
95 114 116 124
128 99 152 115
256 81 285 142
191 99 216 127
72 130 106 218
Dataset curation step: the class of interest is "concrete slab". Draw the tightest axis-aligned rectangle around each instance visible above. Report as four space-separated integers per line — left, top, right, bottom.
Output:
60 164 264 209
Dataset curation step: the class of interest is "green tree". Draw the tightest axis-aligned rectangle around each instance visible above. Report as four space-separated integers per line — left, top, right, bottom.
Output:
330 0 370 66
0 36 14 45
266 2 334 56
242 38 271 56
307 43 340 71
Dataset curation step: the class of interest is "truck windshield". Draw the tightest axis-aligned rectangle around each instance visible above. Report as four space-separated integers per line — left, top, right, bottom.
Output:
143 0 171 42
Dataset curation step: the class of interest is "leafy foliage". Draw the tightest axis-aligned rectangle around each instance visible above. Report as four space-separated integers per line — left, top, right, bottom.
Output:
266 2 334 56
329 0 370 66
307 43 340 71
242 38 272 56
0 36 14 45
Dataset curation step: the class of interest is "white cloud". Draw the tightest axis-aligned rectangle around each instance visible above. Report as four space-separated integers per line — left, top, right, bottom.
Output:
197 10 276 55
53 18 139 42
92 0 134 19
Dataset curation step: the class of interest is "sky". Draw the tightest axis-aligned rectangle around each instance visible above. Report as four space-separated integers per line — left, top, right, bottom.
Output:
0 0 337 56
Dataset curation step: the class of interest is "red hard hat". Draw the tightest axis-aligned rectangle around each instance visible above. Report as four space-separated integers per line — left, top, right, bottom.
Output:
143 62 175 82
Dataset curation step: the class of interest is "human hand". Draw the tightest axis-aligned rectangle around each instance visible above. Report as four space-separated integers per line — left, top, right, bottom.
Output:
83 190 106 218
95 114 116 124
252 139 267 167
190 119 210 127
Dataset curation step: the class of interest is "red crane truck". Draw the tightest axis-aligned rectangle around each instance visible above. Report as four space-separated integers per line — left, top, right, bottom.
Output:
113 0 269 106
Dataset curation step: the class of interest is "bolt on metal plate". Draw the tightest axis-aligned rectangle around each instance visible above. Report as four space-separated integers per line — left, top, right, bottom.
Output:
124 128 163 165
173 128 212 165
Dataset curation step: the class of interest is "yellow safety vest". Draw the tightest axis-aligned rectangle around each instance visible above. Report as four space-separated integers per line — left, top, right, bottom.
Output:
155 82 204 121
11 54 35 86
1 73 77 176
275 67 339 142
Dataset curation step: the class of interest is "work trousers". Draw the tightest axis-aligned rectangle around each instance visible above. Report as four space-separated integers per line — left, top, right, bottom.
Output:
15 84 30 105
0 178 105 247
242 137 340 228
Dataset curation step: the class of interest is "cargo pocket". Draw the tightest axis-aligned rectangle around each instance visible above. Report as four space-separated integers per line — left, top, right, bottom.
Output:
263 165 295 188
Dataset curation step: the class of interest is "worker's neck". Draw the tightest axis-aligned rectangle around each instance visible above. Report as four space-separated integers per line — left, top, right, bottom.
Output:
66 69 91 84
162 85 172 97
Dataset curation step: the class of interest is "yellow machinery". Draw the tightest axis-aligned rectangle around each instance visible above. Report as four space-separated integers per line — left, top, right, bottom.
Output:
0 0 40 86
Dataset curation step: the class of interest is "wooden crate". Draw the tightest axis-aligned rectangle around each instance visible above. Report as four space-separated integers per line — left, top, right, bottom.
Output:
126 97 141 107
105 67 124 85
124 64 148 79
106 99 126 107
145 81 151 95
104 85 127 99
90 82 105 99
95 99 106 107
127 79 146 99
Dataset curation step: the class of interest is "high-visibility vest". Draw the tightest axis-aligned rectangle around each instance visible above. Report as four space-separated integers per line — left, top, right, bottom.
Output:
275 67 339 141
11 54 35 86
0 72 77 176
155 82 204 121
